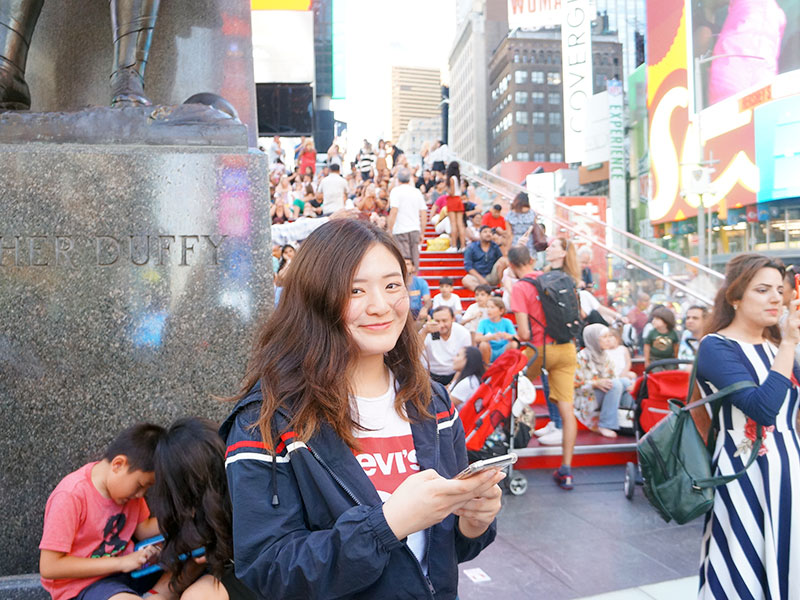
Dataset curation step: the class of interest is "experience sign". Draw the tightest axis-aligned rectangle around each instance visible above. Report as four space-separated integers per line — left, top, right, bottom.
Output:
561 0 593 164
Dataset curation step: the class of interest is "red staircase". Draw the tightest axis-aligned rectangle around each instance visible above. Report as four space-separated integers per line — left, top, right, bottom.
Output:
419 223 472 307
418 222 637 471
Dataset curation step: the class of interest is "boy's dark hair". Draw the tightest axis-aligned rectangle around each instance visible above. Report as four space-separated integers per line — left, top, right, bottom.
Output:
475 284 492 295
651 306 676 331
103 423 165 472
330 163 340 173
439 276 454 287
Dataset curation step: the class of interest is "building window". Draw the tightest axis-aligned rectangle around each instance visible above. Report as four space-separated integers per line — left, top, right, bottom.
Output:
550 152 563 162
517 152 530 161
547 72 561 85
516 131 529 145
548 112 561 125
595 73 608 89
548 92 561 105
515 91 528 104
533 152 546 161
513 53 520 63
531 71 545 84
533 132 545 144
549 132 562 145
515 111 529 125
532 111 546 124
515 70 528 84
532 92 544 104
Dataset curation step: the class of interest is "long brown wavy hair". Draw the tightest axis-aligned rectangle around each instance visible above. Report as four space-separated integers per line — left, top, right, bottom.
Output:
232 220 431 451
547 236 580 284
704 253 785 343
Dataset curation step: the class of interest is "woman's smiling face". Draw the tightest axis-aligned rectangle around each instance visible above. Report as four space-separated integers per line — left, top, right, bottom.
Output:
344 244 409 359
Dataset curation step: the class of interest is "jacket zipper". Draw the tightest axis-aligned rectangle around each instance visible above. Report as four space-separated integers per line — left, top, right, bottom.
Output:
307 423 442 599
306 445 362 506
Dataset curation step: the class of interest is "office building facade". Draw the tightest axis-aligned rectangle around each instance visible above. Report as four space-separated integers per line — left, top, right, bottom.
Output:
390 67 442 143
488 28 622 168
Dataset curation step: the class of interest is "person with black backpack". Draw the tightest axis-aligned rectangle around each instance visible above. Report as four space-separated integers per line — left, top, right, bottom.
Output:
508 240 583 490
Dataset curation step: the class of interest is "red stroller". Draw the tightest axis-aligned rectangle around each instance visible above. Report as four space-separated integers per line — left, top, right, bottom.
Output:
458 345 539 496
623 358 693 499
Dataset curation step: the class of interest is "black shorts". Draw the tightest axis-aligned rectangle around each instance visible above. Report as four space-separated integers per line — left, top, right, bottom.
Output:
72 571 162 600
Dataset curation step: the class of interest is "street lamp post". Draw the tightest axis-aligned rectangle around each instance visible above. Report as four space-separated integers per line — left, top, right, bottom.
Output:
691 52 766 268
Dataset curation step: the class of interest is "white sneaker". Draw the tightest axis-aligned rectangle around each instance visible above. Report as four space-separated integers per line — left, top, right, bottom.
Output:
538 428 563 446
446 247 458 253
534 421 557 437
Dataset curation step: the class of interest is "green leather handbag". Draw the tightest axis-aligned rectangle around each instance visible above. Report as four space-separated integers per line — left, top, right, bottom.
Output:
637 365 760 525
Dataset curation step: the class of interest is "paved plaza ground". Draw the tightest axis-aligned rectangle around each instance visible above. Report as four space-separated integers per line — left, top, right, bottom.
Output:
457 465 704 600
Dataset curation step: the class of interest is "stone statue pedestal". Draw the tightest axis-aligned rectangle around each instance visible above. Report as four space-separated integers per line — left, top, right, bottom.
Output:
0 120 272 574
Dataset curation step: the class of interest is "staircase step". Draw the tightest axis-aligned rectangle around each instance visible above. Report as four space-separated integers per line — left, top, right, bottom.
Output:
418 267 466 277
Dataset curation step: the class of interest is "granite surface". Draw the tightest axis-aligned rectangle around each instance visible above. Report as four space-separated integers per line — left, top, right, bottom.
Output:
24 0 258 147
0 104 248 146
0 143 273 575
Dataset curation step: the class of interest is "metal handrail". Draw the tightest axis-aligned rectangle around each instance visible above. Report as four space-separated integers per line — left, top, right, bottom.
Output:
462 168 716 306
459 159 725 282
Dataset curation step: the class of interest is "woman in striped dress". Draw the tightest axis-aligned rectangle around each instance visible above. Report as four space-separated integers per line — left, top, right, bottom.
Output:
695 254 800 599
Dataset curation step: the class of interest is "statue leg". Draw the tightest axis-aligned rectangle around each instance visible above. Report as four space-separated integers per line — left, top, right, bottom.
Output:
0 0 44 110
109 0 159 107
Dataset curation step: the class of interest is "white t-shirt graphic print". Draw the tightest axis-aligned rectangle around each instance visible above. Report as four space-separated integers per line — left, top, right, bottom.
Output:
352 374 426 567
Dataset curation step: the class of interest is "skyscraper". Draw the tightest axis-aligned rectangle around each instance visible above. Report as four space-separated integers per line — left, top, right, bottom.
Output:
448 0 508 168
390 67 442 143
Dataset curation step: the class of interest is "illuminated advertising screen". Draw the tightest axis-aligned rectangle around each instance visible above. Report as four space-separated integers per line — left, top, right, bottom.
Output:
646 0 800 224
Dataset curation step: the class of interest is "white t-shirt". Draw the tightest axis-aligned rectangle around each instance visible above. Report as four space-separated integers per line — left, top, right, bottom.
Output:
579 290 601 316
461 303 489 332
319 173 348 215
449 375 480 406
389 184 427 235
432 293 463 319
352 375 426 567
423 322 472 376
607 345 629 378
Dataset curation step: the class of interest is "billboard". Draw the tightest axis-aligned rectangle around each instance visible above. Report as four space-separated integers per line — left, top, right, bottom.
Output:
646 0 800 224
251 1 314 84
556 196 608 301
561 0 594 164
508 0 562 30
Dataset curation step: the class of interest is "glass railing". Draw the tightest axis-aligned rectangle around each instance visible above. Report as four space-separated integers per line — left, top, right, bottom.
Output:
458 160 723 313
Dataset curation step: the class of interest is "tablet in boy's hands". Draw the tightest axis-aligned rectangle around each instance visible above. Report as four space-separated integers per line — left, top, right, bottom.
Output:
455 453 517 479
134 534 164 552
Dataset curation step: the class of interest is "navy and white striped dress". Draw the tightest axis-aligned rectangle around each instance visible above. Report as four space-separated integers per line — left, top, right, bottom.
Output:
696 334 800 599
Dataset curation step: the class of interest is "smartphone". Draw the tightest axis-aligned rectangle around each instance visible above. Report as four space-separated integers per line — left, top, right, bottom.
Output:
455 453 518 479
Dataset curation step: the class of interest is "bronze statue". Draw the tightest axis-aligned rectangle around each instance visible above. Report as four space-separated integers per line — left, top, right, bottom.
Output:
0 0 160 110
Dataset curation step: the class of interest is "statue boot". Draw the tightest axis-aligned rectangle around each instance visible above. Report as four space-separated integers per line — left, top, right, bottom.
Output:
109 0 159 107
0 0 43 110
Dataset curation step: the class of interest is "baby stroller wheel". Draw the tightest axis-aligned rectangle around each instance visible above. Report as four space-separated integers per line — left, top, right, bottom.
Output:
624 461 636 500
507 473 528 496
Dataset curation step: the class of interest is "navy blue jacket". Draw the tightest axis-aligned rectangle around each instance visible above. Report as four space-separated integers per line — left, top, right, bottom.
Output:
219 382 496 600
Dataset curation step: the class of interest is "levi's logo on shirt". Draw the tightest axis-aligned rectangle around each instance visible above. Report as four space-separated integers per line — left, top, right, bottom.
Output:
354 434 419 500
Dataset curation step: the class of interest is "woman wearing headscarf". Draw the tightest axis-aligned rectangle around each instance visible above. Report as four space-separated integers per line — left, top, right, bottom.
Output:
573 323 628 438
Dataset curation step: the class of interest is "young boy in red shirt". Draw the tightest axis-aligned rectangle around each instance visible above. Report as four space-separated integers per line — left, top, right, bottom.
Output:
39 423 166 600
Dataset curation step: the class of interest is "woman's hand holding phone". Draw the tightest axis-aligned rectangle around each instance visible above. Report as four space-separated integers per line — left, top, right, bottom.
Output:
382 469 505 541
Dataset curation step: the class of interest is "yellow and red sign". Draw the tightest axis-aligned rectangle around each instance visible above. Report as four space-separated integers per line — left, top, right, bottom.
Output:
251 0 312 10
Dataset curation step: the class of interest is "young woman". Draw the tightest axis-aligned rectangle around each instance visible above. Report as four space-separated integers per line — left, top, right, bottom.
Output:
544 236 580 284
695 254 800 599
448 347 485 408
221 220 503 599
505 192 537 253
148 418 255 600
445 161 466 252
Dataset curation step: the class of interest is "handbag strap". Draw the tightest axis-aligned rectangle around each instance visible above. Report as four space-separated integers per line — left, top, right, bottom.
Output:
679 372 762 489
